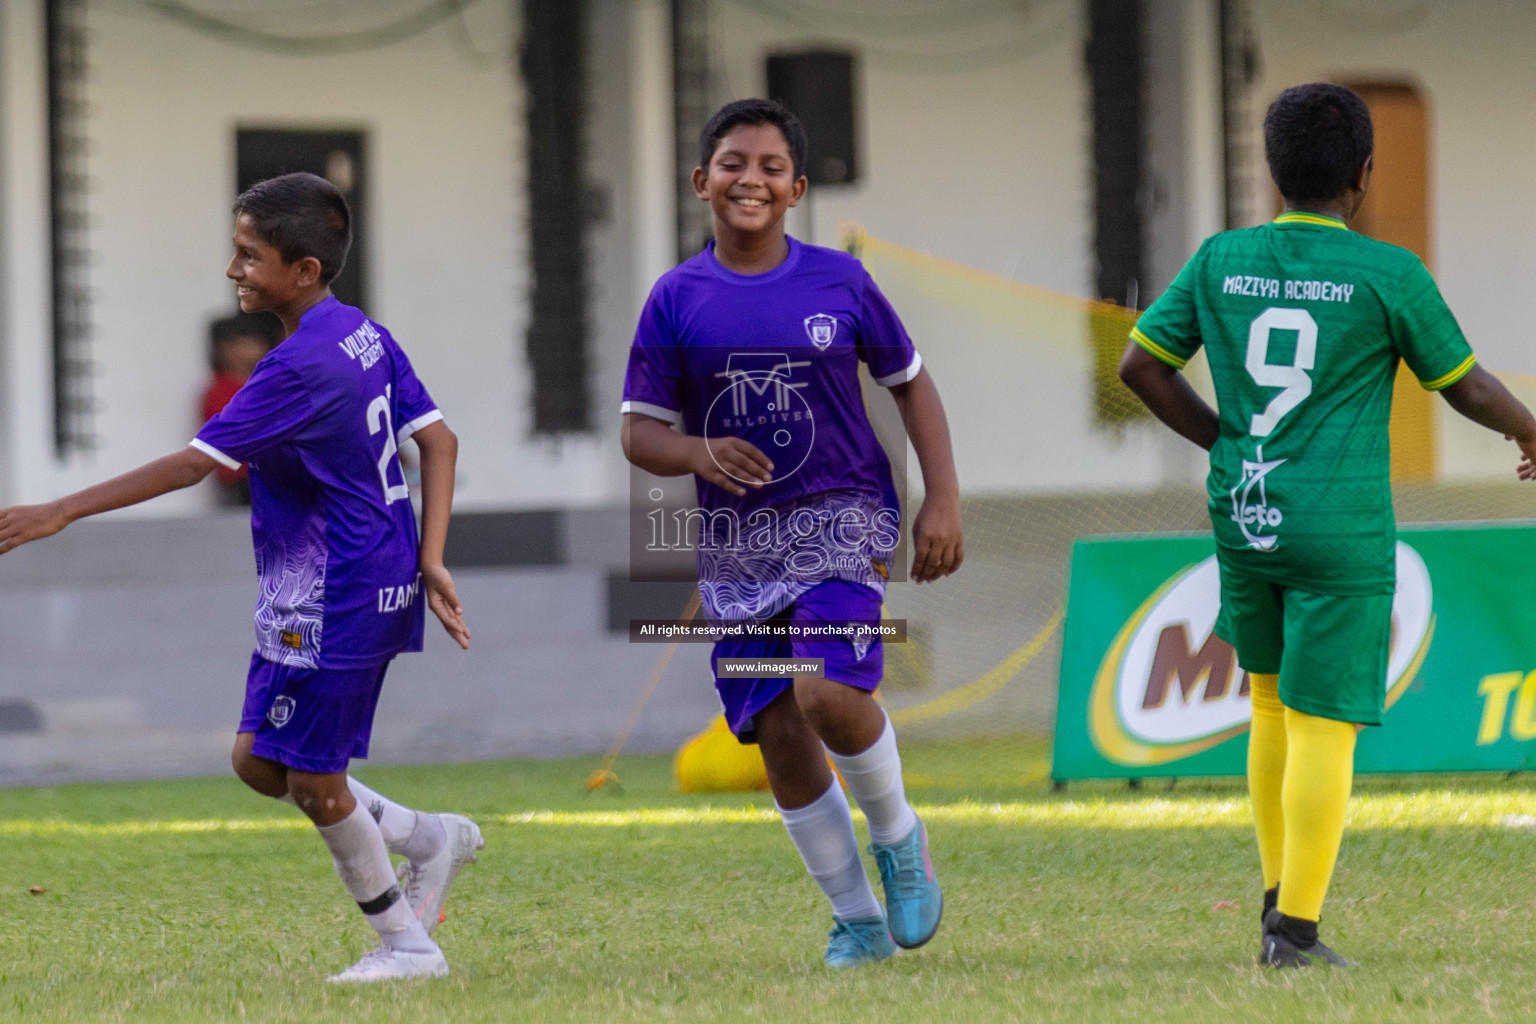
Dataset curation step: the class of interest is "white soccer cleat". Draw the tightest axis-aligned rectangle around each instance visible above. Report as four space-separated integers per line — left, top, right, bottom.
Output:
397 812 485 935
326 944 448 983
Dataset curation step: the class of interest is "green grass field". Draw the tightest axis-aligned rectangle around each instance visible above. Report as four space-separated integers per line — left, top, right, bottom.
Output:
9 736 1536 1022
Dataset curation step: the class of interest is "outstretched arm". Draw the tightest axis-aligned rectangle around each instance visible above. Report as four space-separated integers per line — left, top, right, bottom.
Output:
621 412 773 498
1118 343 1220 451
0 447 218 556
412 419 470 649
1439 366 1536 479
889 367 963 583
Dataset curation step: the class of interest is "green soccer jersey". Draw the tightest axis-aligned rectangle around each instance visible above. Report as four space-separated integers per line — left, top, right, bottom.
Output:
1132 212 1476 594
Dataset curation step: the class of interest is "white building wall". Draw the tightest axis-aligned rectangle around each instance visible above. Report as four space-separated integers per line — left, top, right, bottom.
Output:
0 1 55 510
1244 1 1536 376
1240 1 1536 480
626 0 677 306
11 2 1536 510
710 0 1093 298
707 0 1165 494
588 0 669 504
1 1 623 514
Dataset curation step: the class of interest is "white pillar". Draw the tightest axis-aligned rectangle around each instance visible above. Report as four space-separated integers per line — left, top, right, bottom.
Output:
628 0 675 295
1181 0 1225 253
1142 0 1224 488
0 0 55 506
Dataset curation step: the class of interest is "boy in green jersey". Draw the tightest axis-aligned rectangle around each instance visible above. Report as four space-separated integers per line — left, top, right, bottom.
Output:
1120 83 1536 968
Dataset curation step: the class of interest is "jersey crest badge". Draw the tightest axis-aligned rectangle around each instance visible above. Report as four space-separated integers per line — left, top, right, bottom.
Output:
803 313 838 350
268 696 296 728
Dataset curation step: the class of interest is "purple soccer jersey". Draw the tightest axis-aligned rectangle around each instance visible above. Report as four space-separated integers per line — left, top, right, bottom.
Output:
622 238 921 622
194 296 440 669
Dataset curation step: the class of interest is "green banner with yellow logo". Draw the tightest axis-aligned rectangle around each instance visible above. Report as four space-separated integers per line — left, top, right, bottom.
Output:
1052 524 1536 780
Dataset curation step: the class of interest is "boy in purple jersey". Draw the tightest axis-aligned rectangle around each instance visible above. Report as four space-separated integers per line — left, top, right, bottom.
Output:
0 173 480 983
621 100 964 967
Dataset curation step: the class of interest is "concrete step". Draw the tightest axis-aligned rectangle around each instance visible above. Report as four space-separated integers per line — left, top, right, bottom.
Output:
0 513 720 784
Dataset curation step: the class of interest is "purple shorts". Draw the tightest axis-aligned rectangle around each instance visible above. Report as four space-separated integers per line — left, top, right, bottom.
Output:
237 652 390 774
711 580 885 744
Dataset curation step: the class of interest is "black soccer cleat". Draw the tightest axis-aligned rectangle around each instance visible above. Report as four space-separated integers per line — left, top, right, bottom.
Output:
1260 930 1356 968
1260 909 1356 969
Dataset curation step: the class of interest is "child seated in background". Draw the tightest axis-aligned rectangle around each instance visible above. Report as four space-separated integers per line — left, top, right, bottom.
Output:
202 311 281 506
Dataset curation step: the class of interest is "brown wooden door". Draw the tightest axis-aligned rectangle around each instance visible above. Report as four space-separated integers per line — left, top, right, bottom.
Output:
1342 82 1435 481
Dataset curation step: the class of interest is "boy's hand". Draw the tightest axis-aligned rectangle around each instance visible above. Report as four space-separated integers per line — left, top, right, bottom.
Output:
910 493 963 583
0 501 70 556
1509 434 1536 480
690 436 773 497
421 563 471 649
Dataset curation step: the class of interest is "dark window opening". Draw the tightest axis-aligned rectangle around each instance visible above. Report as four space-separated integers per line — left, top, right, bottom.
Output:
1085 0 1151 428
672 0 712 261
235 129 369 312
47 0 95 457
522 0 592 433
766 50 859 188
1087 0 1144 310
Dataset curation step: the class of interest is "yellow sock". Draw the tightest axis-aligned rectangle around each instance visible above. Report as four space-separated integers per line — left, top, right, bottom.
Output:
1277 706 1357 922
1246 673 1286 890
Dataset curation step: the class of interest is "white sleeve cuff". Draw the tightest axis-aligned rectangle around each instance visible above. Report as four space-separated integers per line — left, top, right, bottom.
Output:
189 438 242 471
620 400 680 424
397 409 444 444
873 351 923 388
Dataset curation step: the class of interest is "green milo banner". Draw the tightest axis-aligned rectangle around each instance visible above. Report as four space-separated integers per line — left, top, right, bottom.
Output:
1053 524 1536 780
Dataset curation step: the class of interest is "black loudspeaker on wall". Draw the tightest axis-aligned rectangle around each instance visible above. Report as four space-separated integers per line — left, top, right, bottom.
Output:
766 51 858 186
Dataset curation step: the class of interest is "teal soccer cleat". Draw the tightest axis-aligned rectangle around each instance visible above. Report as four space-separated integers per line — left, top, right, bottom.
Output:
869 817 943 949
824 915 896 967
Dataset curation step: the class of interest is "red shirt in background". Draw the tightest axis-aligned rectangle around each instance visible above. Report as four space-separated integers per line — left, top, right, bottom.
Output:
202 371 249 485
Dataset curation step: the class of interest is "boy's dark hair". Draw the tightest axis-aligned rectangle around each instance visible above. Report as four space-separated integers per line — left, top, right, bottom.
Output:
232 172 352 284
698 98 808 180
1263 83 1374 203
208 310 281 370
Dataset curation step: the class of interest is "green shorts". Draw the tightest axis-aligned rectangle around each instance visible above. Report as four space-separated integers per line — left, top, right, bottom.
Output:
1214 560 1391 726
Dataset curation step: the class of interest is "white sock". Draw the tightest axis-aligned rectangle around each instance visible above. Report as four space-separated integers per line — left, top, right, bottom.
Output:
778 782 882 922
829 712 918 846
346 776 445 863
316 803 437 954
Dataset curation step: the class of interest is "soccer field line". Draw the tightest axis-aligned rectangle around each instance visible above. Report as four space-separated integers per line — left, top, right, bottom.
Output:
7 792 1536 837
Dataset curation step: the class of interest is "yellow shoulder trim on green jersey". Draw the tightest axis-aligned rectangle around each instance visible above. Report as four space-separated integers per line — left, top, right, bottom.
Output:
1130 327 1189 369
1421 354 1476 391
1273 212 1349 230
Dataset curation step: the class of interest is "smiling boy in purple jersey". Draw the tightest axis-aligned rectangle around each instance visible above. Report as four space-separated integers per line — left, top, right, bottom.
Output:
622 99 964 967
0 173 481 983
